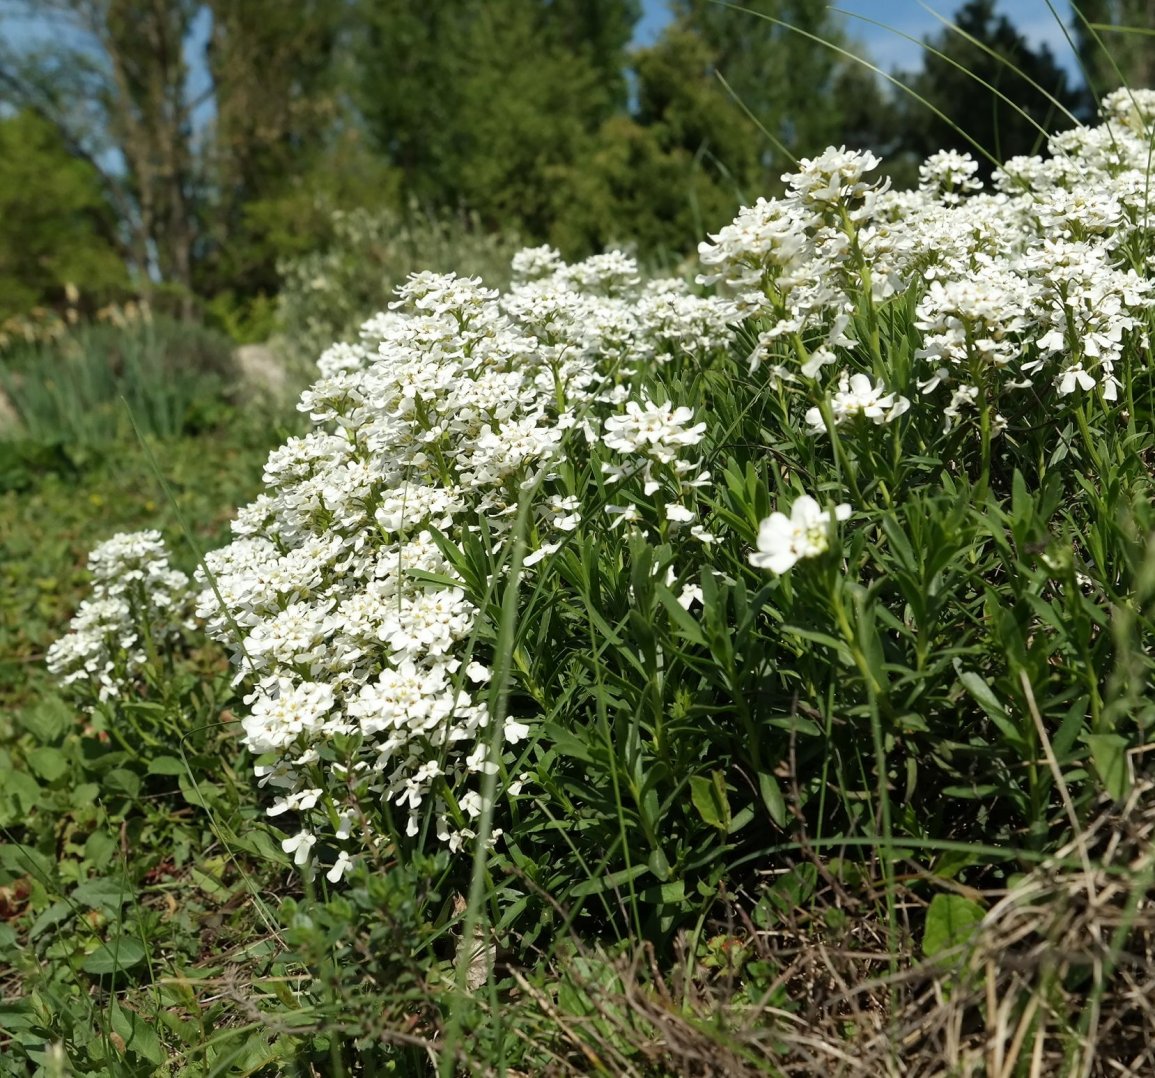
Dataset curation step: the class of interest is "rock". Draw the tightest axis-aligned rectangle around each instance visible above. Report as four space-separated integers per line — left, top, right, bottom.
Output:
233 341 291 402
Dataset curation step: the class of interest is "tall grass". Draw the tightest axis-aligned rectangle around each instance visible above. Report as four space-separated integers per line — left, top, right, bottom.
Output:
0 316 237 446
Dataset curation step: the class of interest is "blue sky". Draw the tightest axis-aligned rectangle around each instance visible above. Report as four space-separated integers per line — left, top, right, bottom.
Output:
635 1 1082 76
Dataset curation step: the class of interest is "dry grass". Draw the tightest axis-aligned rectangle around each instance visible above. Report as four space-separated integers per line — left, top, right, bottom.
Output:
455 778 1155 1077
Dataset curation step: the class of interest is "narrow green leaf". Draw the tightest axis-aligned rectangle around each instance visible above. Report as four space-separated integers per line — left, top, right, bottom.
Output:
958 671 1023 747
571 863 649 897
758 771 787 828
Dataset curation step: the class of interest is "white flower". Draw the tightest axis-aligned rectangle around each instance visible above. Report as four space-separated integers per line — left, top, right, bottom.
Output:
806 372 909 433
281 830 317 867
678 583 704 610
326 850 354 883
460 791 485 819
602 399 706 463
749 495 852 574
504 717 531 743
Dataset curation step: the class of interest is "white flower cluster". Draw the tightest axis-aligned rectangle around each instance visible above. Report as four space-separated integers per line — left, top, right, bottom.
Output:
47 530 192 701
51 90 1155 882
185 249 735 878
701 94 1155 428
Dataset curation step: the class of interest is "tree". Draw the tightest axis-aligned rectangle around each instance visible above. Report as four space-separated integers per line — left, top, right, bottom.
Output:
673 0 878 182
549 25 761 255
1072 0 1155 114
0 109 128 321
547 2 893 257
195 0 349 301
0 0 201 314
894 0 1082 175
0 0 347 319
353 0 640 241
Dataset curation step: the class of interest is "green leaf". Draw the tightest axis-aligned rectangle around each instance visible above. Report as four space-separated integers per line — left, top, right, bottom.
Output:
923 893 985 958
781 624 853 664
654 581 706 645
758 771 787 828
20 696 73 743
571 863 649 897
227 826 290 866
178 774 221 808
28 899 73 940
147 755 187 776
1084 732 1131 801
73 876 131 914
690 772 731 832
103 768 142 798
647 847 671 882
81 936 147 975
110 1001 165 1065
84 830 117 865
0 771 40 817
71 782 101 809
27 746 68 782
540 723 594 765
957 670 1023 747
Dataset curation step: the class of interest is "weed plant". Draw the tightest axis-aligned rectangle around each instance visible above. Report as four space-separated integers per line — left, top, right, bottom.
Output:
9 76 1155 1078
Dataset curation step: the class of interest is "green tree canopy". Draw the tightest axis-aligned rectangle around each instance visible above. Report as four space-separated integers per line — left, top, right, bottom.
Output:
1072 0 1155 114
354 0 640 240
0 109 127 322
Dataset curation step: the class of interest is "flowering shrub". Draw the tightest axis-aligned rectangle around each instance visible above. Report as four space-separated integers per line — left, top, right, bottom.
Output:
51 91 1155 944
46 530 193 703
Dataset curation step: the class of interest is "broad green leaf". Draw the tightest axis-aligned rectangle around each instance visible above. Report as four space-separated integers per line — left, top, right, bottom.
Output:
84 830 117 865
103 768 142 798
73 876 131 913
70 782 100 809
923 893 985 958
0 772 40 818
147 755 187 776
81 936 146 975
1084 732 1131 801
27 746 68 783
110 1001 166 1065
179 774 221 808
28 899 73 941
20 696 72 743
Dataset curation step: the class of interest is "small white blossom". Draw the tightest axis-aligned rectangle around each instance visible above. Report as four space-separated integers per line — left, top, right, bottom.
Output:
749 496 852 574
